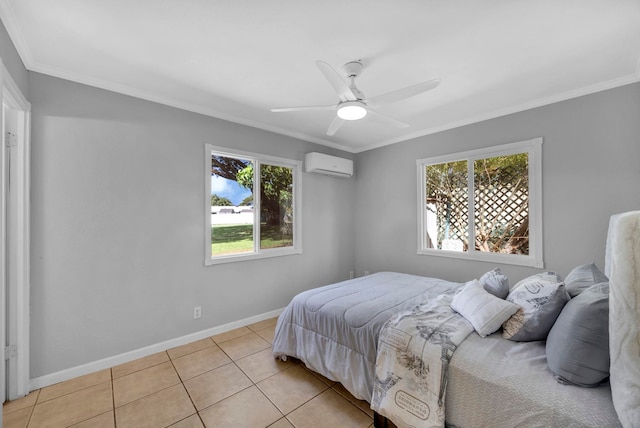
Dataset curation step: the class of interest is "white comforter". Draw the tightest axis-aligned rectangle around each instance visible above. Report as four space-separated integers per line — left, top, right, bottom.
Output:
272 272 462 400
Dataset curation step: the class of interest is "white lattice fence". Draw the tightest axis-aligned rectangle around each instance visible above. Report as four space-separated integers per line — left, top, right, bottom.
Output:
429 184 529 254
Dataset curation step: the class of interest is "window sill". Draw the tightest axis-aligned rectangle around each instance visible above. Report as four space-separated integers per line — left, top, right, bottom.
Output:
417 248 543 268
205 247 302 266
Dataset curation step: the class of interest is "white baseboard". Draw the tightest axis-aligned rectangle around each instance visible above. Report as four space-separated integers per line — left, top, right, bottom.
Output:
29 308 285 391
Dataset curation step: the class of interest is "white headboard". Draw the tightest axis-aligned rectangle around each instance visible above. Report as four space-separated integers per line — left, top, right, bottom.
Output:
604 212 640 277
606 211 640 428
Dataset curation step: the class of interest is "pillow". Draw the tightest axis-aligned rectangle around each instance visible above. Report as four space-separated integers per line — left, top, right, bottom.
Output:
546 282 610 387
502 272 570 341
479 268 509 299
564 262 608 298
451 279 519 337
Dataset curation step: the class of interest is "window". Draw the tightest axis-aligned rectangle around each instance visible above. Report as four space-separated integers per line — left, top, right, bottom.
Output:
417 138 543 267
204 145 302 265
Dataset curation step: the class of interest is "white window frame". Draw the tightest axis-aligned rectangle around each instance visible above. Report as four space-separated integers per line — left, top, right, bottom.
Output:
204 144 302 265
417 138 543 268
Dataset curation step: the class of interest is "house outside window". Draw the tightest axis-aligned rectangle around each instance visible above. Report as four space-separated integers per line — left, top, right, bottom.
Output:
205 145 302 265
417 138 543 268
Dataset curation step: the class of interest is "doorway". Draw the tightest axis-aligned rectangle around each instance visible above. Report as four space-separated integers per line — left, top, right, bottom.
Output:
1 61 31 405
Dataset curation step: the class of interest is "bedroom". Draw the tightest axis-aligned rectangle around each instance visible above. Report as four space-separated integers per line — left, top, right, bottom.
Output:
1 1 639 427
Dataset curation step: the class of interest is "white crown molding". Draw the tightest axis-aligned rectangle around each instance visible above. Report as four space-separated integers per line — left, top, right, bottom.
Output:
29 307 284 391
27 60 356 153
0 0 35 69
355 73 640 153
30 55 640 156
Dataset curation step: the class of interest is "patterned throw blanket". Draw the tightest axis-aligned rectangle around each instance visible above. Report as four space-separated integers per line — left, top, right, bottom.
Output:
371 291 473 428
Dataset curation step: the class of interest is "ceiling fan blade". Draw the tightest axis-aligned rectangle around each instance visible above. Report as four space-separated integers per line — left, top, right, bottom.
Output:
367 109 410 128
315 61 357 102
326 116 345 136
271 104 336 113
368 78 441 106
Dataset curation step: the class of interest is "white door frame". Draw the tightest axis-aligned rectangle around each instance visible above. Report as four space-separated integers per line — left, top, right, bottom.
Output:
1 58 31 401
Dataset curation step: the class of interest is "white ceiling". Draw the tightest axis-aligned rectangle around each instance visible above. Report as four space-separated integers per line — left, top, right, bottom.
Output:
1 0 639 153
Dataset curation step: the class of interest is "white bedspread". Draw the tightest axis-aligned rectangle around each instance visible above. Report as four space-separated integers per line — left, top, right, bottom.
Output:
371 293 473 428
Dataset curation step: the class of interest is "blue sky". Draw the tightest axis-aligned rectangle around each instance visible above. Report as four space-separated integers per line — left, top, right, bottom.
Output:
211 176 252 205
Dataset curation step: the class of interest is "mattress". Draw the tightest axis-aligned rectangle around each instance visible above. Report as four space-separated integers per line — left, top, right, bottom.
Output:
272 272 462 400
446 332 621 428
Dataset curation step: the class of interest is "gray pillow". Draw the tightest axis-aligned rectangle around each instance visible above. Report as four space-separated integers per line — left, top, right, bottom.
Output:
479 268 509 299
502 272 570 341
546 282 610 387
564 262 608 298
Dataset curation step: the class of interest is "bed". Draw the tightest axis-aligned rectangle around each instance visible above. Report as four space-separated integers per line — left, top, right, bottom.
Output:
272 212 640 428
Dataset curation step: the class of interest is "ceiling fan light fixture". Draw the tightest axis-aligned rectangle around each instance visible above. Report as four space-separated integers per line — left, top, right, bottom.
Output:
337 101 367 120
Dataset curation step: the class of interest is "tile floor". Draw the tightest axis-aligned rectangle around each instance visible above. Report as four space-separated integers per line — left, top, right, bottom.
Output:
3 317 374 428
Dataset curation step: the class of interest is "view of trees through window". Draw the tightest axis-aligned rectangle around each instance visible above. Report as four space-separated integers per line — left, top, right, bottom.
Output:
425 153 529 254
210 154 294 257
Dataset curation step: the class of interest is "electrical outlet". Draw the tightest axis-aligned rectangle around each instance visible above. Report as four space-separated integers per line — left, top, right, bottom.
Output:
364 270 370 276
193 306 202 319
349 271 354 279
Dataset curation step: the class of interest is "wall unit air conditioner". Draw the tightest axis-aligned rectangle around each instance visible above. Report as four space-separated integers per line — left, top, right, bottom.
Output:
304 152 354 178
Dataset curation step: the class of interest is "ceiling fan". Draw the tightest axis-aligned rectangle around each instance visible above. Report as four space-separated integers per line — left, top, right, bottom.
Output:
271 60 440 136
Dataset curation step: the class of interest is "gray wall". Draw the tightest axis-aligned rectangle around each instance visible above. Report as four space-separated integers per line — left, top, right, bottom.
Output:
354 83 640 284
28 73 356 377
